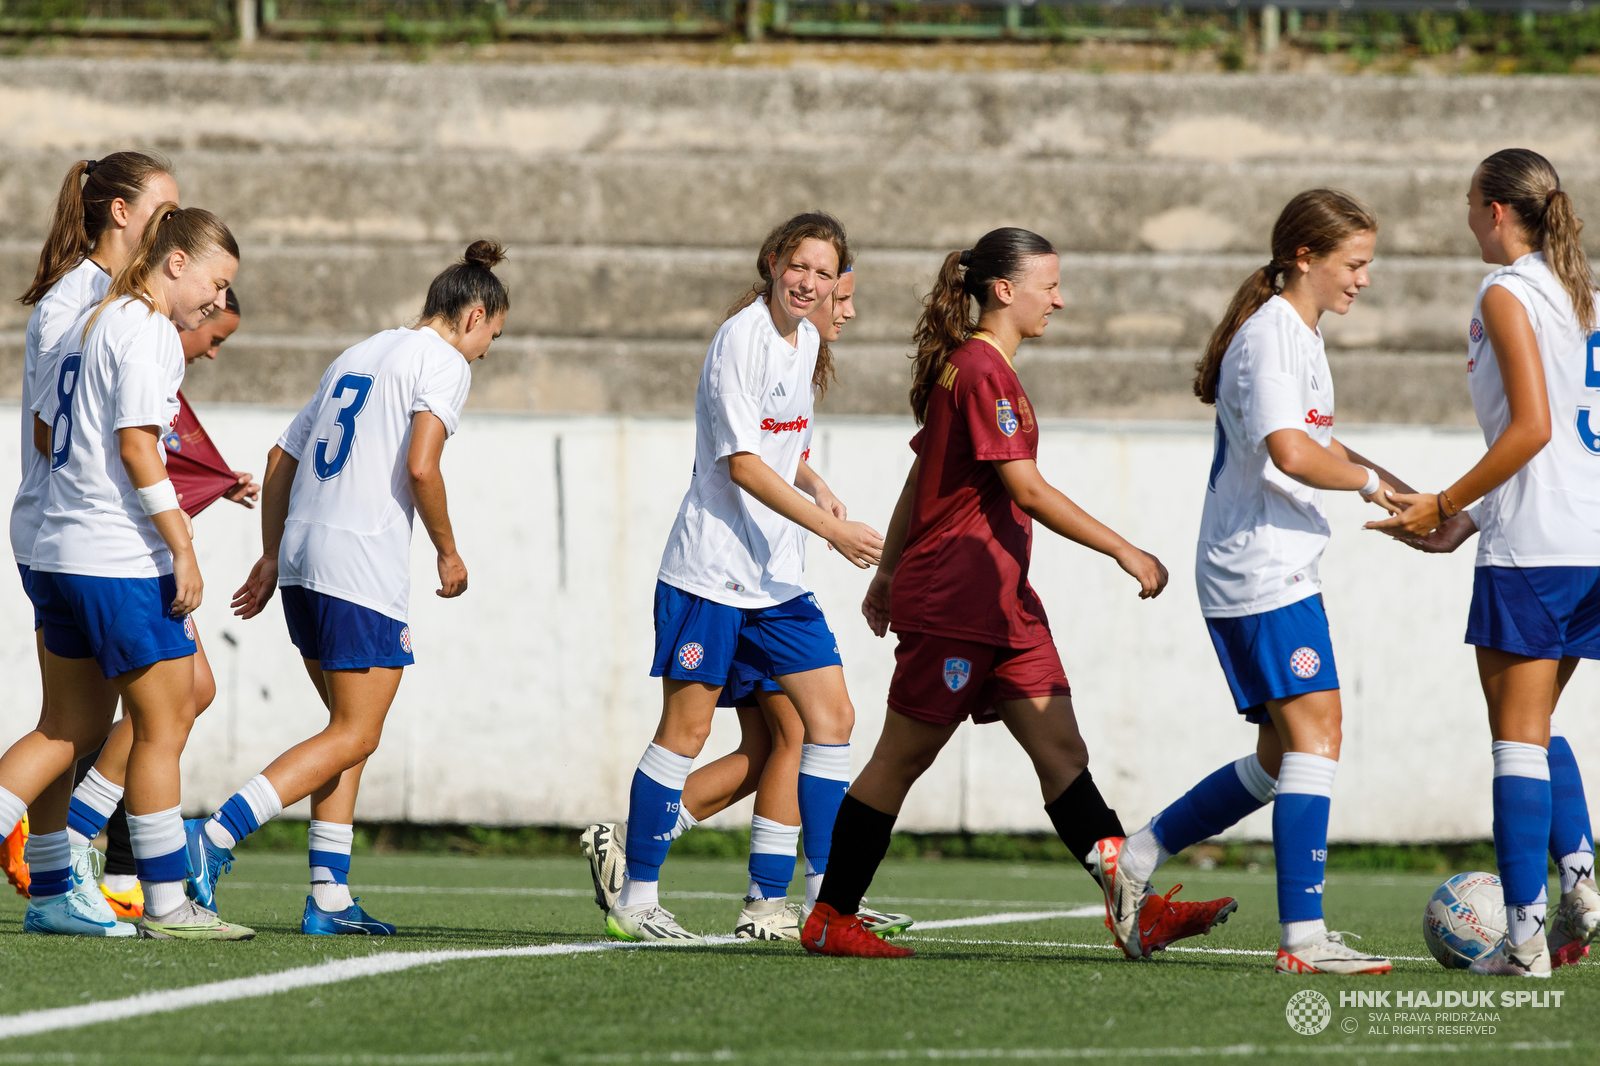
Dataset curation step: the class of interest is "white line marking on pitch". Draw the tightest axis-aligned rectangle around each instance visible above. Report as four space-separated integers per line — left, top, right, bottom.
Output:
901 935 1436 962
223 883 1101 910
0 909 1096 1040
565 1041 1575 1063
912 907 1104 929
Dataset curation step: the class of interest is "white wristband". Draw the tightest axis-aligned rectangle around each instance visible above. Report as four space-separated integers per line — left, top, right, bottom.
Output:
1359 467 1380 497
136 479 181 516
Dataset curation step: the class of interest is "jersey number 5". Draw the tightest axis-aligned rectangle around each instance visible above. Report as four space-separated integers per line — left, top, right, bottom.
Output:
314 373 374 481
1578 331 1600 456
49 355 81 471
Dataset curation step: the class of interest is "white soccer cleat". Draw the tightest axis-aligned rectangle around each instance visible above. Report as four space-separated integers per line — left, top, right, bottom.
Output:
858 903 914 938
579 822 627 915
734 896 801 941
1468 932 1552 977
605 901 704 944
1276 929 1393 975
1549 879 1600 969
69 843 120 927
1090 837 1148 959
22 892 136 937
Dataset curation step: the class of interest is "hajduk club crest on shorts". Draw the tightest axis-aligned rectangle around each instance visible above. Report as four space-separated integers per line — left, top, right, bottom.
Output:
943 657 971 692
1289 647 1321 679
678 642 705 670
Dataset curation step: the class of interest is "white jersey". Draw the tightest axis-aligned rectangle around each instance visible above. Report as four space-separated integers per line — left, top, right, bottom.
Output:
31 296 184 579
1196 295 1337 618
276 327 472 622
10 259 111 565
1466 252 1600 567
657 300 819 609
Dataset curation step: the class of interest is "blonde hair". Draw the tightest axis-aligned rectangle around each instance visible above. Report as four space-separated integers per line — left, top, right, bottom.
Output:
86 204 239 336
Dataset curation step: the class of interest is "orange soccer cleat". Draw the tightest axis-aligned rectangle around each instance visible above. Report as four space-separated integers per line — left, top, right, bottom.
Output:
801 902 915 959
101 881 145 920
1135 883 1238 955
2 814 29 897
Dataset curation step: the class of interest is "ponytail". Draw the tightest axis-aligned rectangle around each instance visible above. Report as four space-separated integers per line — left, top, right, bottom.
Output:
87 204 238 336
1477 149 1597 334
1194 188 1377 405
909 228 1055 424
725 212 852 400
19 152 172 307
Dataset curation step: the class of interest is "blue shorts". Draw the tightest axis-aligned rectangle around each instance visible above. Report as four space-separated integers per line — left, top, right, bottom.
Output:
37 572 195 678
718 676 784 709
1466 566 1600 661
17 564 48 630
650 581 841 691
1205 595 1339 725
281 585 415 671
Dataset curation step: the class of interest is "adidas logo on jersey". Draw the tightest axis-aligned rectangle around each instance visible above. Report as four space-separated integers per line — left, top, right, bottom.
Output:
772 382 786 397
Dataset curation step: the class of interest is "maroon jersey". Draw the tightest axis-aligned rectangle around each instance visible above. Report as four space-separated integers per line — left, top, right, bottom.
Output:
890 335 1050 648
162 392 238 517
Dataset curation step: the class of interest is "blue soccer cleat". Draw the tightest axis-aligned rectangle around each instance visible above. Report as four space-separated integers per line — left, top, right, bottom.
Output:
301 895 396 936
183 818 234 911
24 892 137 937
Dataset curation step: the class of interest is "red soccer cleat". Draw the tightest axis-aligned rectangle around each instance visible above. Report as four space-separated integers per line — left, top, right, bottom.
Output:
802 902 915 958
1135 883 1238 955
2 814 29 898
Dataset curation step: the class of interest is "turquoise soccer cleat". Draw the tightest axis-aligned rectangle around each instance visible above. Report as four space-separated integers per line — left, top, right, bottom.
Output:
301 895 396 935
183 818 234 911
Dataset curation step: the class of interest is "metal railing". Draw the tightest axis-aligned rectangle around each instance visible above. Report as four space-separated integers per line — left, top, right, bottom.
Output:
0 0 1594 46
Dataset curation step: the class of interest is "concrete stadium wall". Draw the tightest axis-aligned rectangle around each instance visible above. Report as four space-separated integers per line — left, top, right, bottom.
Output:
4 403 1595 842
5 61 1600 423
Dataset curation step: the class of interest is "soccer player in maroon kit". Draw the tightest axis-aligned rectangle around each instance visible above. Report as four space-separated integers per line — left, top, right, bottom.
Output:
801 228 1238 959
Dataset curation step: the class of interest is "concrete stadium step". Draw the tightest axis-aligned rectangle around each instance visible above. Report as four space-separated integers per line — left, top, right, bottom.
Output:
5 60 1600 167
5 152 1589 259
0 243 1496 353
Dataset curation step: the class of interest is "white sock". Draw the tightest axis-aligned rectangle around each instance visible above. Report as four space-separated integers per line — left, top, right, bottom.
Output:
1507 888 1549 947
204 819 238 850
1558 848 1596 895
669 807 699 842
1281 917 1327 948
1118 821 1170 887
144 880 187 918
1235 753 1278 802
126 805 186 862
804 872 823 912
618 877 658 909
103 873 139 893
0 785 26 839
24 829 70 872
312 881 355 910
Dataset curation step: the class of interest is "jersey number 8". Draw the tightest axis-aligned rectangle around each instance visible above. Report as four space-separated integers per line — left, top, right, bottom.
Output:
314 373 375 481
49 355 81 471
1578 331 1600 456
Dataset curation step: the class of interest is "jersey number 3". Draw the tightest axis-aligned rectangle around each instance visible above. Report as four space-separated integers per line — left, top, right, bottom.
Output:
1579 331 1600 456
49 355 81 471
314 373 374 481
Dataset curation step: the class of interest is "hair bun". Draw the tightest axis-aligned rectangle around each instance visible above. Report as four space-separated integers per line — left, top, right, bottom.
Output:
463 239 507 271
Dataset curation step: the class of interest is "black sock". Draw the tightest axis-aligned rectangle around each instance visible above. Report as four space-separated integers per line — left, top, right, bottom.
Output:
105 802 137 877
1045 769 1125 873
815 794 896 916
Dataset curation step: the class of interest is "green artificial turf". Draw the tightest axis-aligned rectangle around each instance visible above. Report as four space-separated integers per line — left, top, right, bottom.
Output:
0 853 1592 1064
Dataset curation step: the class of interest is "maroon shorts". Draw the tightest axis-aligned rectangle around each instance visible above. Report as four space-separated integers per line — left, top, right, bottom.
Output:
886 631 1072 727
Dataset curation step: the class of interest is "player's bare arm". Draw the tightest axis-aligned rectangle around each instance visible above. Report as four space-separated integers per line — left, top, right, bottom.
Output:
727 451 882 568
1266 429 1398 514
408 411 466 598
992 457 1167 599
231 444 295 619
793 458 846 520
119 424 201 616
861 458 919 637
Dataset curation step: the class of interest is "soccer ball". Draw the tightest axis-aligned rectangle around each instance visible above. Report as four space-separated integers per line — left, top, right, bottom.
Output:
1422 871 1507 969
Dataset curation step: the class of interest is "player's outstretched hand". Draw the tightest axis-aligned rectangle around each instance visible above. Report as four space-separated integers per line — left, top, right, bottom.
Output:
1366 490 1443 536
861 569 892 638
829 520 884 569
1360 478 1403 514
225 470 261 508
1378 510 1478 554
1118 546 1168 599
231 554 278 619
437 550 468 598
170 548 204 617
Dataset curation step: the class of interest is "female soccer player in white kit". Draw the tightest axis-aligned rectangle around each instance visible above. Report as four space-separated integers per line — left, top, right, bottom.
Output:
1375 149 1600 976
604 212 883 944
202 241 507 935
5 152 178 935
1097 190 1412 974
6 205 245 940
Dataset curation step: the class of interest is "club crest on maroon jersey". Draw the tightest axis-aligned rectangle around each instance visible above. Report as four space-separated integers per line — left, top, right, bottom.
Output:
943 657 971 692
996 399 1018 437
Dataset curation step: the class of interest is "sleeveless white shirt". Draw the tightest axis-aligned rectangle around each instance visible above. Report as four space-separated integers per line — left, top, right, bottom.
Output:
1466 252 1600 567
